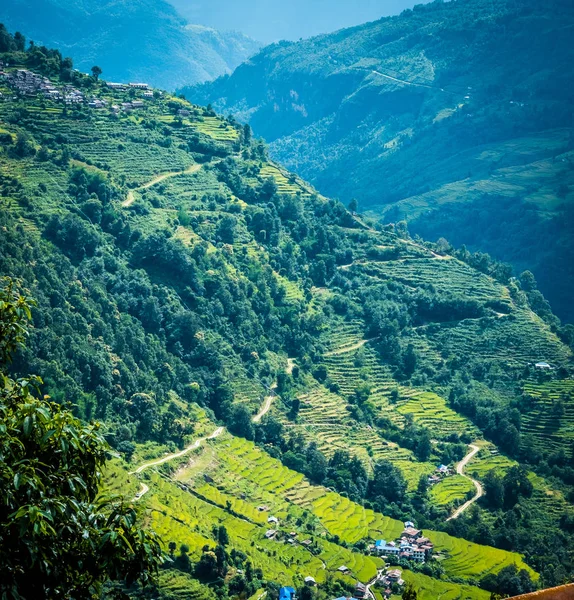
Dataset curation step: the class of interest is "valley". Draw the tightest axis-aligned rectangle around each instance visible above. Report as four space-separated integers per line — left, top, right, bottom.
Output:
185 0 574 323
0 23 573 600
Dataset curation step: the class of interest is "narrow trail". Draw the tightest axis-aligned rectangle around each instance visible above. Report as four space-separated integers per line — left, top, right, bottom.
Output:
371 69 441 91
365 569 384 600
129 427 224 475
446 443 483 521
324 338 374 357
253 382 277 423
122 163 203 207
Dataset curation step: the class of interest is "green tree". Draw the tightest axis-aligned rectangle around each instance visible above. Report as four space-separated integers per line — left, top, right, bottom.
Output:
228 404 255 440
91 65 103 80
402 583 418 600
0 279 163 598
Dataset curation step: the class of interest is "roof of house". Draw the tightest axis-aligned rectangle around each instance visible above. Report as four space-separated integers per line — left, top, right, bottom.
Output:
304 576 316 583
279 586 296 600
337 565 349 572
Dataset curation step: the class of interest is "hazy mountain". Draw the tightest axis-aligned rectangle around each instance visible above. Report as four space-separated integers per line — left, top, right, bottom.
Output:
184 0 574 321
0 0 260 89
168 0 432 44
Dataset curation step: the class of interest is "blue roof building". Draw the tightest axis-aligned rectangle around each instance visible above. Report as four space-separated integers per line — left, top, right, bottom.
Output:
279 587 296 600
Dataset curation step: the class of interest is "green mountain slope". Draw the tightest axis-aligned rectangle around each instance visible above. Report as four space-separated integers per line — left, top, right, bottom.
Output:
0 0 260 89
183 0 574 322
1 33 574 597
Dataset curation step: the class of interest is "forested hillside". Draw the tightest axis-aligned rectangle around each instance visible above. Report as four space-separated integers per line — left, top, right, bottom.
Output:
0 0 260 89
185 0 574 322
1 28 574 598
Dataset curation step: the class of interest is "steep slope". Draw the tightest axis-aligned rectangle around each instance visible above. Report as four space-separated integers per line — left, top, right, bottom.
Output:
1 35 573 596
184 0 574 321
0 0 260 89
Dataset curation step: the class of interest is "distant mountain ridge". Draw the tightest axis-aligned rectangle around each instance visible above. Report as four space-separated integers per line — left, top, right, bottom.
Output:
0 0 260 89
167 0 431 44
184 0 574 322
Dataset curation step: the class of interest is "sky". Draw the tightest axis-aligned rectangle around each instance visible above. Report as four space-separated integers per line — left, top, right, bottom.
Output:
168 0 433 43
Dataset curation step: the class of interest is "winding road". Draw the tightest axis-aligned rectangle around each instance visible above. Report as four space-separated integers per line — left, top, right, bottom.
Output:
129 427 225 476
253 383 277 423
128 361 294 499
446 443 483 521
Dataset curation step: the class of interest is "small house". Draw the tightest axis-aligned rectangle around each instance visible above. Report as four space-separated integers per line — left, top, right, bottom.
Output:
404 521 415 529
279 587 296 600
535 362 554 370
354 583 366 599
304 576 316 586
337 565 350 574
401 527 422 540
265 529 277 539
301 539 312 546
267 516 279 524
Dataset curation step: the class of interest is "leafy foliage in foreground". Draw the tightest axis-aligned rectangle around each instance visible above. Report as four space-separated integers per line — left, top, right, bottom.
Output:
0 279 162 599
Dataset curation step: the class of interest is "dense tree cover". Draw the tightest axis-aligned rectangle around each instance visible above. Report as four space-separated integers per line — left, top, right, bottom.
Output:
0 279 162 598
0 25 84 83
1 42 573 596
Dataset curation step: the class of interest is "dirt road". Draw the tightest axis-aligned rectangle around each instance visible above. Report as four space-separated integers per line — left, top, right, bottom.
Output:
446 443 483 521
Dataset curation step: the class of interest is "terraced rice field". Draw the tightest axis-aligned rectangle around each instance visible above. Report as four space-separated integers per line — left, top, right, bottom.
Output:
259 164 310 197
422 308 571 369
179 435 534 581
193 116 239 141
520 379 574 453
395 390 478 439
156 571 215 600
427 530 537 580
430 475 476 506
352 257 509 305
396 571 490 600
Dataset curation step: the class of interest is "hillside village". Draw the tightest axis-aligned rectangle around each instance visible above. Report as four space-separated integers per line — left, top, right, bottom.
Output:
0 62 157 112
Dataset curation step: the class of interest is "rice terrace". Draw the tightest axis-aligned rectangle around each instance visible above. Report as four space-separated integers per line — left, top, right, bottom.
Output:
0 2 573 599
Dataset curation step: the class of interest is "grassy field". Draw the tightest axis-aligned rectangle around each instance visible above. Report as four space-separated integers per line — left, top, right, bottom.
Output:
145 433 537 583
393 570 490 599
520 379 574 454
429 475 475 507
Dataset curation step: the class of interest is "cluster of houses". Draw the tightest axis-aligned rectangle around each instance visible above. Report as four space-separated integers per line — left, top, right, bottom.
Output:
0 68 107 106
264 516 313 548
106 81 154 98
379 569 405 599
373 521 434 564
0 68 156 111
0 69 84 102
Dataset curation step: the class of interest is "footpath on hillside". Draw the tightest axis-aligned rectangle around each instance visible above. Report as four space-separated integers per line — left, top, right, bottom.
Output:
446 443 483 521
122 163 204 207
130 360 295 500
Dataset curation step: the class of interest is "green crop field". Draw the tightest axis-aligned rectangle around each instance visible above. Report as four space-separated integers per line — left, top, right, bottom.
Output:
145 433 536 583
429 475 475 506
395 390 479 439
520 379 574 453
394 571 490 600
